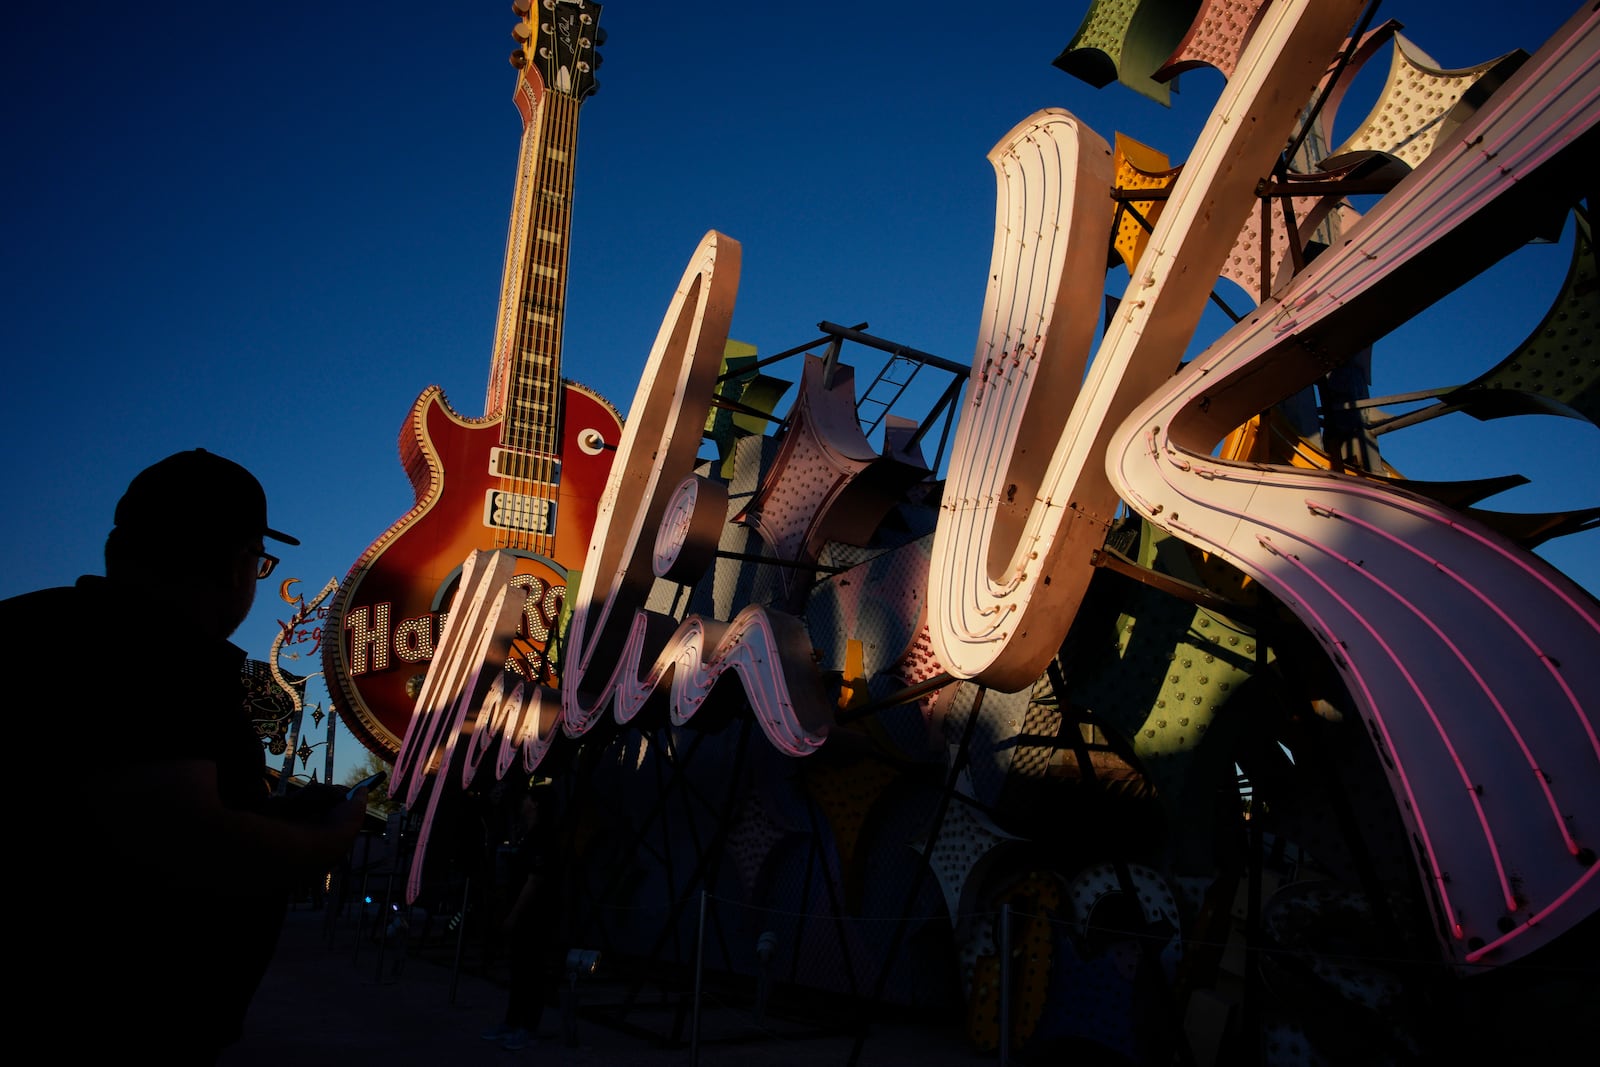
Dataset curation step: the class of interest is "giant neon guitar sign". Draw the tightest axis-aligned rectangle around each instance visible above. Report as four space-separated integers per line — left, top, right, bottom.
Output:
323 0 617 761
395 1 1600 974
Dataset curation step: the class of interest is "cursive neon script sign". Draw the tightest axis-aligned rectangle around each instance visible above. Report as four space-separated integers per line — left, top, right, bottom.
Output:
393 232 833 902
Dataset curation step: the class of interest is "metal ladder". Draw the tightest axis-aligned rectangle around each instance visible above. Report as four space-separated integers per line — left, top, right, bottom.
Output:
854 352 922 438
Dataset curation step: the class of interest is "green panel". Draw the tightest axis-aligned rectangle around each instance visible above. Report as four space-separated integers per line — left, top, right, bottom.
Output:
1448 210 1598 425
1058 525 1264 854
704 341 793 478
1052 0 1203 106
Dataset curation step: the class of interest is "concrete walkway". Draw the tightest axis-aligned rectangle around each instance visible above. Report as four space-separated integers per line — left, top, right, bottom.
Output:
218 903 996 1066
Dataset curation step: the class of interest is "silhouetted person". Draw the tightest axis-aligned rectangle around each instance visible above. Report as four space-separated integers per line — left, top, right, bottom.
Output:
481 783 563 1050
2 449 369 1064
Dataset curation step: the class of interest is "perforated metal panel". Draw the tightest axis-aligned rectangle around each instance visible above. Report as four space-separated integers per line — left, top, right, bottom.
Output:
1330 34 1516 169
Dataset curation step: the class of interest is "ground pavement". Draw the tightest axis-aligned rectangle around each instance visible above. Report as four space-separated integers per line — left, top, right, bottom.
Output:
218 902 998 1067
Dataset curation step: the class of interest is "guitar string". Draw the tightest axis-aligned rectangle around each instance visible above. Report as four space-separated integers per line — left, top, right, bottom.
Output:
531 91 573 558
537 94 567 554
515 85 578 558
546 88 585 686
548 91 577 543
513 82 551 554
506 94 538 555
509 43 587 682
518 87 543 556
504 76 539 554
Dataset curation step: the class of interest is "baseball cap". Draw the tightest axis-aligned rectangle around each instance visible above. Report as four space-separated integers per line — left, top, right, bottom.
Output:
114 449 301 546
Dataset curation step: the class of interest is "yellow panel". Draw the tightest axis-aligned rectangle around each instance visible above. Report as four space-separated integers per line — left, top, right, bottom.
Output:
963 873 1065 1051
802 755 897 873
837 638 867 710
1112 133 1179 272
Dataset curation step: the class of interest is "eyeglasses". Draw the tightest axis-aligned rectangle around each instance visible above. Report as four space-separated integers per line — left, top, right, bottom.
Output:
255 552 280 580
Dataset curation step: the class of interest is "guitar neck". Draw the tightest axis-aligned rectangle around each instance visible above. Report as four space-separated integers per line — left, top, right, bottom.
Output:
486 79 583 460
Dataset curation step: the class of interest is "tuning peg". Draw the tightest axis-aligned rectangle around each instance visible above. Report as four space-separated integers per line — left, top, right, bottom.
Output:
512 22 532 41
591 51 603 69
595 27 607 47
511 0 532 14
509 48 527 68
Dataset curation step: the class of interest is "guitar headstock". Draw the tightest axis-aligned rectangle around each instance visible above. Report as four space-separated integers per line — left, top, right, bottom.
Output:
511 0 605 101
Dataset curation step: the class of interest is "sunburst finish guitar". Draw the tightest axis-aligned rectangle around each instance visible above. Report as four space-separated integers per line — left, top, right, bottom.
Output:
325 0 619 760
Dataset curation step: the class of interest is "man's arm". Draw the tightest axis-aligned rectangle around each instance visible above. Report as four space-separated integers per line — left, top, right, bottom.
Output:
108 760 368 885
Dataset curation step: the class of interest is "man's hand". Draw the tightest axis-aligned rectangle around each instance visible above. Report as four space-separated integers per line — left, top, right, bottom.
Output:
328 792 369 834
272 782 347 820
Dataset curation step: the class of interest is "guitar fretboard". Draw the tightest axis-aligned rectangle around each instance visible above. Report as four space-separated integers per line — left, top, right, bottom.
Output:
484 77 584 553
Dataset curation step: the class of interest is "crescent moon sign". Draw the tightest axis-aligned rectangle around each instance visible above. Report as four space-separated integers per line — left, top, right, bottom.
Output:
278 577 301 604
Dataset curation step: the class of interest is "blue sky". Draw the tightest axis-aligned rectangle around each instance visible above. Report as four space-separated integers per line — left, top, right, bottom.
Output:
3 1 1591 785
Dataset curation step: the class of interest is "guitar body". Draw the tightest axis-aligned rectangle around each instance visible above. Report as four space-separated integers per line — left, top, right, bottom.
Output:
325 381 619 758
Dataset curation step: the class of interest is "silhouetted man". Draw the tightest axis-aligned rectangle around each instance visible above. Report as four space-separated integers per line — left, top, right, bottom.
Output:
2 449 370 1064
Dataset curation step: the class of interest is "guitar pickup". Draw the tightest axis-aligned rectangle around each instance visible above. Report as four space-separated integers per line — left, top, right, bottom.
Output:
488 446 561 481
484 489 555 535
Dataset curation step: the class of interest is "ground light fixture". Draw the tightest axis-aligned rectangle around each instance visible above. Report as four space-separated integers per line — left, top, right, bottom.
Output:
561 948 601 1046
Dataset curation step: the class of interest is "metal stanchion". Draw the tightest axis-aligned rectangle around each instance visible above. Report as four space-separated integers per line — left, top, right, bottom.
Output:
691 889 707 1066
560 948 600 1046
448 876 470 1004
755 930 776 1026
999 901 1012 1067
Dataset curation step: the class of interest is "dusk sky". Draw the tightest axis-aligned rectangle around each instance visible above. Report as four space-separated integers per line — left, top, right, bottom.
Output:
4 1 1591 785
